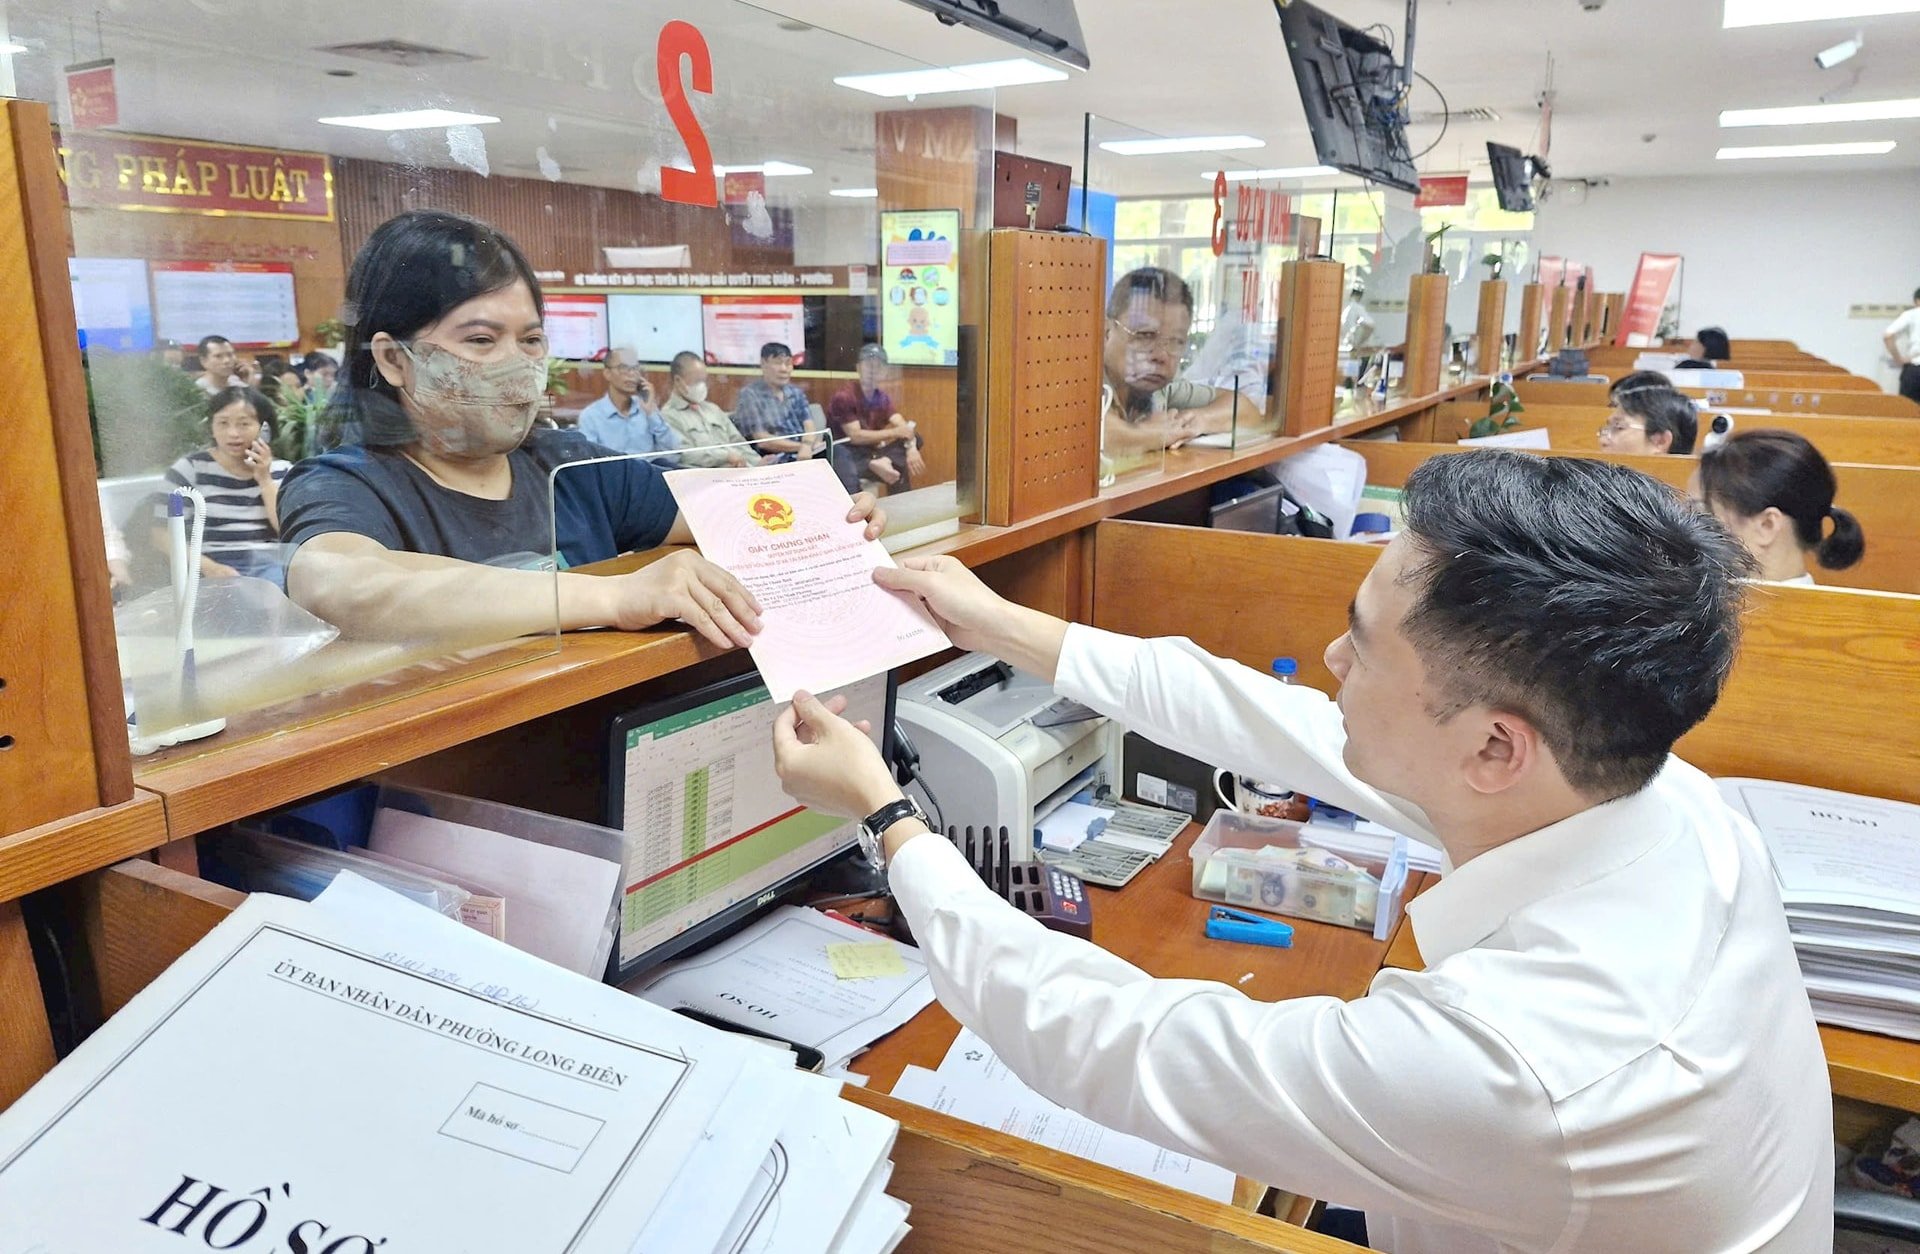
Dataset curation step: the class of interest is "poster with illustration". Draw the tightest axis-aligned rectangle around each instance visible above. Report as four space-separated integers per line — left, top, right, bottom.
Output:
880 209 960 367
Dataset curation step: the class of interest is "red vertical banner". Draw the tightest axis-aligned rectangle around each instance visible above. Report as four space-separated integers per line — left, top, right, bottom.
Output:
64 60 119 130
1538 255 1567 290
1616 253 1682 347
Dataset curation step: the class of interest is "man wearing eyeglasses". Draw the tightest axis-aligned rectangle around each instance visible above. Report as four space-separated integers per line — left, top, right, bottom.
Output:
1101 267 1241 454
577 346 684 467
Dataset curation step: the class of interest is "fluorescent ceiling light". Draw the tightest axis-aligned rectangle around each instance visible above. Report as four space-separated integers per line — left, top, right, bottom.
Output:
713 161 813 177
1721 97 1920 127
1100 135 1265 156
1724 0 1920 26
0 42 28 54
1202 165 1340 181
834 57 1068 98
1716 140 1896 159
829 187 879 198
317 108 499 131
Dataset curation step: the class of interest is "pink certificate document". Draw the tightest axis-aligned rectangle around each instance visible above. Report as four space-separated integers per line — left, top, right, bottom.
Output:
665 458 951 701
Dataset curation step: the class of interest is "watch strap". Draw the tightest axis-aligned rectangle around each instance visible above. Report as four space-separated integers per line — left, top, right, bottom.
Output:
861 797 926 840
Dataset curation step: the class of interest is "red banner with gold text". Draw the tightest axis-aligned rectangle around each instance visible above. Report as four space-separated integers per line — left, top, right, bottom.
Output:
54 130 333 221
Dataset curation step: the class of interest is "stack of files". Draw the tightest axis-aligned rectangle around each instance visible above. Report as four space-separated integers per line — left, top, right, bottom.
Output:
629 905 936 1074
1719 778 1920 1041
891 1028 1238 1204
0 873 910 1254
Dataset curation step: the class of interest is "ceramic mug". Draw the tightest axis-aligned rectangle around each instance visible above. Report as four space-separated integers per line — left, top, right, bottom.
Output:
1213 769 1310 821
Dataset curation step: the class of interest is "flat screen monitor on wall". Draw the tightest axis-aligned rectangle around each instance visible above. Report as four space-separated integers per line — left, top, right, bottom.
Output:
702 296 806 367
544 294 609 361
1274 0 1418 194
1486 142 1536 213
607 293 705 365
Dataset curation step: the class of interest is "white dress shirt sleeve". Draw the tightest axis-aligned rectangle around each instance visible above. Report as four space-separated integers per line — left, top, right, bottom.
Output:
1052 623 1438 843
886 834 1572 1244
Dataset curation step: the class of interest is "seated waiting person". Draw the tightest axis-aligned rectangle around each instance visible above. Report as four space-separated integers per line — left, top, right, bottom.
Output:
661 352 759 468
1691 429 1864 587
165 385 291 581
576 346 681 466
278 210 880 646
1675 326 1731 370
1597 384 1698 455
732 341 824 464
827 344 925 494
1101 267 1241 454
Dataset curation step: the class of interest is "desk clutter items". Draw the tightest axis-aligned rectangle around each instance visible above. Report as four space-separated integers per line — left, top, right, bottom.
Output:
627 905 936 1075
890 1028 1237 1205
0 873 912 1254
1190 810 1417 941
1719 778 1920 1041
199 783 626 979
1038 798 1190 888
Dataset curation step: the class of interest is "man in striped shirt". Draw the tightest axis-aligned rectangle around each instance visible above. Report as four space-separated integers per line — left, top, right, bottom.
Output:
164 386 290 581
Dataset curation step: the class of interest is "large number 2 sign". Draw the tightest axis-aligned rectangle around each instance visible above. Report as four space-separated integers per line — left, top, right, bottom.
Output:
657 20 717 208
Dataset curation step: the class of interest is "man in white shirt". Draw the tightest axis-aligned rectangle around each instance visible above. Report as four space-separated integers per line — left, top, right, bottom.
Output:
772 451 1832 1252
1885 287 1920 403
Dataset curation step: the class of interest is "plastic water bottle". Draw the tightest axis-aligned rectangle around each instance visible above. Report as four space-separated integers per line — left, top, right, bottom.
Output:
1272 657 1298 684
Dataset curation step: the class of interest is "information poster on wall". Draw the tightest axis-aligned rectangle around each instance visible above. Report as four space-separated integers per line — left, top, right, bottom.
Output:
702 296 805 367
544 293 609 360
609 293 705 363
68 257 153 352
880 209 960 367
152 261 298 347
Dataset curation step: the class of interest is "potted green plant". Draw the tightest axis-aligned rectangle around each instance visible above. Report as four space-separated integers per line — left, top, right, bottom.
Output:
311 317 346 349
1466 375 1526 439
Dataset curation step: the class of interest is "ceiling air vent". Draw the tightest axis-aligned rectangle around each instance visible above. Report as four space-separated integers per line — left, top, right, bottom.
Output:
318 39 483 67
1410 105 1502 125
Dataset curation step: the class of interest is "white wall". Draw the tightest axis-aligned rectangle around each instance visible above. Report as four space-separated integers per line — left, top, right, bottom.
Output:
1530 169 1920 384
791 202 879 268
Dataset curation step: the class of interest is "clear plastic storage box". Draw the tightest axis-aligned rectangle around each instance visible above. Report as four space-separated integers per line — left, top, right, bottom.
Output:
1190 810 1411 941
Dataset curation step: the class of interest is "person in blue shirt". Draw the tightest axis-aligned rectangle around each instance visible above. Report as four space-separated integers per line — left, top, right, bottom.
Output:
279 211 881 647
732 341 824 464
575 347 682 465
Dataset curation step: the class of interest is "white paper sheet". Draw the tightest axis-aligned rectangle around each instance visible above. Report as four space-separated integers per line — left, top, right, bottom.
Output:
370 806 622 977
1719 778 1920 914
0 879 770 1254
1456 427 1551 449
1037 801 1115 853
629 907 934 1068
890 1030 1237 1204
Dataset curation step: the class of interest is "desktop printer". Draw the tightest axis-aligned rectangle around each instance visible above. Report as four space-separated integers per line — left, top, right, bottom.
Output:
896 652 1124 862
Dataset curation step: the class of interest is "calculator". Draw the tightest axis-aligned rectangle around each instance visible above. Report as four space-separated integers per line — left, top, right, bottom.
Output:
1006 861 1094 940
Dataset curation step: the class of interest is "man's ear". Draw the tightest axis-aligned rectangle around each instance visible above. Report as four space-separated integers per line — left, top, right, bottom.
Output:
1462 711 1540 796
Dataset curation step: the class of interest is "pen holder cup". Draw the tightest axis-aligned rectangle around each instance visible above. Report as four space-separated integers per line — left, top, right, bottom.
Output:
1190 811 1409 941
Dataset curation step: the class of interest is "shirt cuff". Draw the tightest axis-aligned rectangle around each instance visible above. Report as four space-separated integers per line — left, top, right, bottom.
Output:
1054 622 1140 714
886 826 1007 923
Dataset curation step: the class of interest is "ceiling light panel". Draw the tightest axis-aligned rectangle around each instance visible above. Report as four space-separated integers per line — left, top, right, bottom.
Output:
833 58 1067 98
1716 140 1897 158
317 109 500 131
1721 98 1920 127
1100 135 1265 156
1724 0 1920 26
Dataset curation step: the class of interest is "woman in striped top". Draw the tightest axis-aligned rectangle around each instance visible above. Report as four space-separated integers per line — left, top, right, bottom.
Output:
164 386 290 581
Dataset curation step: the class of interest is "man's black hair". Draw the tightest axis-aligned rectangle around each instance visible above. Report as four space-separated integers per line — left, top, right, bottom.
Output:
1398 451 1751 798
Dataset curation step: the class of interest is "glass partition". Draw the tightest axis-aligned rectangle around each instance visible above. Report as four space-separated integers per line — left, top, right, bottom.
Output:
7 0 992 761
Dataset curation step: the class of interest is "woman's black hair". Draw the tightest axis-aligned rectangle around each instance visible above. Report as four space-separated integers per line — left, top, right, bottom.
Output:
1699 429 1864 570
1607 370 1674 402
1614 386 1699 454
1694 327 1730 362
204 385 275 428
324 210 543 448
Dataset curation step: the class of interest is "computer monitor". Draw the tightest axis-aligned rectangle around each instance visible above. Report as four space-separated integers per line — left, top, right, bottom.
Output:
1486 142 1535 213
604 670 895 980
1209 482 1285 534
1274 0 1418 194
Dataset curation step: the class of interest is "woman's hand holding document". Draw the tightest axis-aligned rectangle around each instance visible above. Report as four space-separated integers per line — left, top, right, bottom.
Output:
665 460 950 700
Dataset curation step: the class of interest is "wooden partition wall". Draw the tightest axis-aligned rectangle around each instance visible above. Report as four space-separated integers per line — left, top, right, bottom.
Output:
1517 283 1544 365
1545 287 1571 352
1436 401 1920 466
1402 273 1448 396
1516 379 1920 418
1474 280 1507 377
1274 258 1345 436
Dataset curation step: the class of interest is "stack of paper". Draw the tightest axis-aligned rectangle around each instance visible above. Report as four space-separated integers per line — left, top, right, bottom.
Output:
892 1028 1237 1204
1720 778 1920 1040
0 875 910 1254
628 905 936 1074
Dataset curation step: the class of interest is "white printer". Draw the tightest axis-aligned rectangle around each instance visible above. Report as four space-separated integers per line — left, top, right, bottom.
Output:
896 652 1124 862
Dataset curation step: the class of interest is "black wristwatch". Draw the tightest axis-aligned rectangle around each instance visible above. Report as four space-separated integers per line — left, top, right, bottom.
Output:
857 796 930 872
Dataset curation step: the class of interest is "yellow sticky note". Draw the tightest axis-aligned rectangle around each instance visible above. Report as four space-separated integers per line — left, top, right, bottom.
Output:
826 941 908 981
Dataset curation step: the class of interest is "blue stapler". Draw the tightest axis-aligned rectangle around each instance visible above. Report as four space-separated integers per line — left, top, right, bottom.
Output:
1205 906 1294 949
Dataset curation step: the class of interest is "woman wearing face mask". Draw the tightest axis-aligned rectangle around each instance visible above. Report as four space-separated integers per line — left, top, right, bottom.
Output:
279 211 879 645
1689 429 1864 586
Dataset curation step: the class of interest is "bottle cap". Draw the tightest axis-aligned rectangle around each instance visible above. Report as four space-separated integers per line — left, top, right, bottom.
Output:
1271 657 1299 677
1351 513 1392 535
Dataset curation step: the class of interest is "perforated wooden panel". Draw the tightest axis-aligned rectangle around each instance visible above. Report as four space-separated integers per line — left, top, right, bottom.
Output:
985 230 1104 526
1274 258 1344 436
1518 284 1545 362
1402 273 1448 396
1546 287 1572 352
1474 280 1508 376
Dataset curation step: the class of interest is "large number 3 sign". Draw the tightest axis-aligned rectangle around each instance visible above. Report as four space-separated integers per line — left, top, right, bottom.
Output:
657 20 718 207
